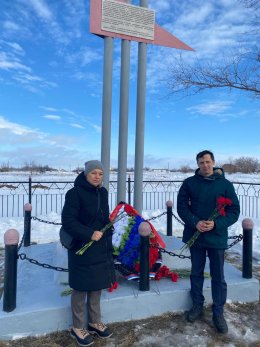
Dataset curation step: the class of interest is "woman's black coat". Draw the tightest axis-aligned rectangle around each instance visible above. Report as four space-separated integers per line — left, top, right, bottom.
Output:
61 172 115 291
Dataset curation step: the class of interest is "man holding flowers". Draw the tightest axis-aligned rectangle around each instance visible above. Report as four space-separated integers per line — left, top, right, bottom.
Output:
177 150 240 334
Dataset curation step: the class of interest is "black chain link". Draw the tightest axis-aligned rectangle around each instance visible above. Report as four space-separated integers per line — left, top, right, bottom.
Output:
31 216 61 225
24 214 242 272
18 253 68 272
17 231 25 252
151 234 243 260
227 234 243 249
172 212 185 225
17 234 243 273
146 211 167 221
150 244 191 259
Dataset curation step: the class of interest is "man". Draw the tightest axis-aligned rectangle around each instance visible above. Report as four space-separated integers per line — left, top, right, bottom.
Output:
177 150 240 334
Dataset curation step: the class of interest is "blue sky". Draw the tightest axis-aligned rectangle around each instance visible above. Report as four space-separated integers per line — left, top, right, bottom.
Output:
0 0 259 170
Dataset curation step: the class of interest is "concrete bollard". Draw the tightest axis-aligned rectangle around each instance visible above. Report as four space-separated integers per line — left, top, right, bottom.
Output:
242 218 254 279
3 229 19 312
138 222 151 291
24 203 32 247
166 200 173 236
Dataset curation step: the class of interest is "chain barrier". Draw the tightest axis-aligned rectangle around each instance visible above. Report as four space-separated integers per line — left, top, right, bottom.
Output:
17 231 25 252
151 244 191 259
17 234 244 273
18 253 68 272
227 234 243 249
171 212 185 226
19 213 243 272
31 216 61 225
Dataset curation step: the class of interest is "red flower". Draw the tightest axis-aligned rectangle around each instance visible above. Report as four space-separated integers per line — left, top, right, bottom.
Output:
217 196 226 205
124 203 138 216
171 273 179 282
135 263 140 273
154 265 179 283
108 282 118 292
219 208 226 216
225 198 232 206
180 196 233 254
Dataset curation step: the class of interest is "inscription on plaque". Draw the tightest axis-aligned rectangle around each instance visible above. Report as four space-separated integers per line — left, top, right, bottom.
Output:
101 0 155 40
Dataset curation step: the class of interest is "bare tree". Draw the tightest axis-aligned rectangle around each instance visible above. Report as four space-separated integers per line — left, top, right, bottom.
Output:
233 156 259 173
168 0 260 98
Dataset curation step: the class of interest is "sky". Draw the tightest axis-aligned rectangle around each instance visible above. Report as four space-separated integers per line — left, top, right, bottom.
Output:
0 0 259 170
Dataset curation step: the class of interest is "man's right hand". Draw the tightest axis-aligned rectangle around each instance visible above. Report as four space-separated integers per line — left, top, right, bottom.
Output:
196 220 214 232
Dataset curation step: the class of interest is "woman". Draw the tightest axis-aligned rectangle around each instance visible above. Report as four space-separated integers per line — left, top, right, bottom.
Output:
62 160 115 347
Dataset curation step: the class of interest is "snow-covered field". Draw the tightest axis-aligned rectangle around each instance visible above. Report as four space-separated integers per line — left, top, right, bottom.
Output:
0 171 259 262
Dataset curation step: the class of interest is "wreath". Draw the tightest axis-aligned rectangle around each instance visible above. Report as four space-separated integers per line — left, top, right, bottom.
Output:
111 203 165 280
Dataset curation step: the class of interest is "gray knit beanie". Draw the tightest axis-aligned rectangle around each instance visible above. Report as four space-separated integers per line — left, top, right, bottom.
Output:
84 160 104 176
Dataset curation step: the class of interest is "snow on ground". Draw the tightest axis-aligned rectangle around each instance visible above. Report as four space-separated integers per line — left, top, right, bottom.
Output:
0 171 259 345
0 171 260 262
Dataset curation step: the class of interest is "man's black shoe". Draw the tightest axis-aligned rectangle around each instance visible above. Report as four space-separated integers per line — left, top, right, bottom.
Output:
186 305 204 323
213 314 228 334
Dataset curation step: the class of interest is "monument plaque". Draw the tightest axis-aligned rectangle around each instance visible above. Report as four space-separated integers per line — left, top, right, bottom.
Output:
101 0 155 40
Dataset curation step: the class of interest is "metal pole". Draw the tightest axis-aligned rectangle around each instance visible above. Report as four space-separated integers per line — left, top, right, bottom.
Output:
3 229 19 312
127 175 131 205
23 203 32 247
133 0 148 214
242 218 253 279
101 36 114 191
28 176 32 204
166 200 173 236
117 26 131 203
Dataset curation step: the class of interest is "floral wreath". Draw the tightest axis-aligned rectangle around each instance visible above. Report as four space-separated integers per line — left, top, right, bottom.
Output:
110 202 166 280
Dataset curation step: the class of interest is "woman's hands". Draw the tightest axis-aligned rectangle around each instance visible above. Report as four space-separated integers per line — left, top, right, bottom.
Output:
91 230 103 241
196 220 214 233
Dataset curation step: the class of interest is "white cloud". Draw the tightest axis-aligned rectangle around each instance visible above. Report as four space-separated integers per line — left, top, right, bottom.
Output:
70 123 85 129
6 42 25 55
40 106 58 112
0 116 36 136
187 100 232 114
3 21 20 31
27 0 53 20
0 52 31 72
43 115 61 120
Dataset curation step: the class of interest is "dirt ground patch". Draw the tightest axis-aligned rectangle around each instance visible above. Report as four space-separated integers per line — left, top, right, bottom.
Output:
0 303 259 347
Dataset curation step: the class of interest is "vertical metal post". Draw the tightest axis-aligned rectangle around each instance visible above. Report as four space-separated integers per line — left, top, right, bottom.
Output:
127 176 131 205
101 36 114 191
3 229 19 312
28 176 32 204
242 218 253 279
138 221 151 291
133 0 148 214
23 203 32 247
117 28 131 203
166 200 173 236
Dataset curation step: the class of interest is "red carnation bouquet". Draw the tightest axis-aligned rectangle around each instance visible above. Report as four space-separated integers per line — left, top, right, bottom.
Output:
179 196 232 254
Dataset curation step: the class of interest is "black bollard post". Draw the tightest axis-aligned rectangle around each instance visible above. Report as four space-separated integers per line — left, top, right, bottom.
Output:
3 229 19 312
242 218 254 279
138 222 151 291
166 200 173 236
23 203 32 247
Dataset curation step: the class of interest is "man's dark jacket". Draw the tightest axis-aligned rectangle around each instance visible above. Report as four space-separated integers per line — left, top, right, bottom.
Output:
177 168 240 249
61 172 115 291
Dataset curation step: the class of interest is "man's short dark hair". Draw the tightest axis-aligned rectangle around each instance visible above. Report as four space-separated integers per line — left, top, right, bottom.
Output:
196 150 215 162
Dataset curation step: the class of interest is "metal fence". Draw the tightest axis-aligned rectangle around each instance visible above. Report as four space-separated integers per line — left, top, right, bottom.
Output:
0 178 259 218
